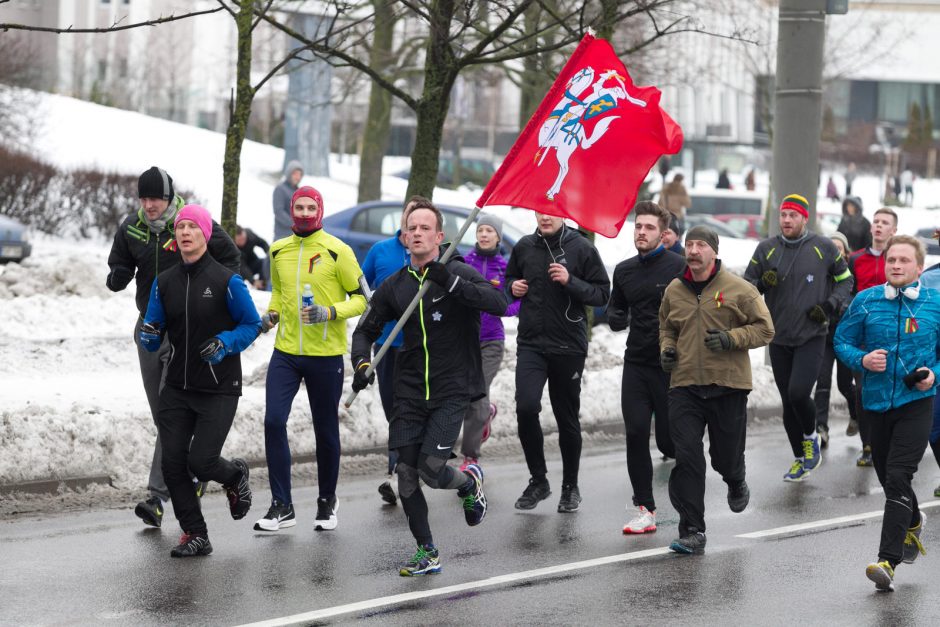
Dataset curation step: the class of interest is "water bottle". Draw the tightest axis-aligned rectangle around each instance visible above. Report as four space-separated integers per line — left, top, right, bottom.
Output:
302 283 315 326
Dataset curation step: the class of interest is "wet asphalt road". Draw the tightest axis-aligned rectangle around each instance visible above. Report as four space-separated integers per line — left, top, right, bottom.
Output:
2 419 940 626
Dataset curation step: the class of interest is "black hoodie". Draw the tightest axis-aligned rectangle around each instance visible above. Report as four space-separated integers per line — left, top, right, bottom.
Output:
837 196 872 252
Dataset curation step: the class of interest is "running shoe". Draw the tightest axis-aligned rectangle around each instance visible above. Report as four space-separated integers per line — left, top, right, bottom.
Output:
134 496 163 528
378 479 397 506
481 403 497 443
314 496 338 531
194 480 208 499
515 477 551 510
225 458 252 520
846 418 859 437
865 560 895 591
458 464 487 526
622 505 656 534
557 484 582 513
459 456 479 473
857 446 873 467
399 544 441 576
669 531 706 555
902 512 927 564
727 480 750 513
170 532 212 558
817 426 830 450
253 500 296 532
783 459 808 482
802 436 822 472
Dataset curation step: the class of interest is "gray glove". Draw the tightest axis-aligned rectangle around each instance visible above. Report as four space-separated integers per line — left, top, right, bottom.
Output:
302 304 336 325
661 348 678 372
704 328 733 352
261 311 279 333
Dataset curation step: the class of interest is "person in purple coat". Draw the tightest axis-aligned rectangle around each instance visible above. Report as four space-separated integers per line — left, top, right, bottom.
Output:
459 214 520 469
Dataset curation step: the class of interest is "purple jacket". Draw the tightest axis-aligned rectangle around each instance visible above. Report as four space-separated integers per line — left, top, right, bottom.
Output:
464 247 520 342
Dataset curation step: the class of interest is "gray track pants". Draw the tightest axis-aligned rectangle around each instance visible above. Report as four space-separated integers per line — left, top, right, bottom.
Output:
134 318 171 501
460 340 503 458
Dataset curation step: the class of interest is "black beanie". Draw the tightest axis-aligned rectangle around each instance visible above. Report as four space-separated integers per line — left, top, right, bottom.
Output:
138 166 174 200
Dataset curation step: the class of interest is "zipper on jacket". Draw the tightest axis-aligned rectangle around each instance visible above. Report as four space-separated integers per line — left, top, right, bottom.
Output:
893 297 902 407
184 274 190 390
208 363 219 385
408 267 432 400
296 239 304 354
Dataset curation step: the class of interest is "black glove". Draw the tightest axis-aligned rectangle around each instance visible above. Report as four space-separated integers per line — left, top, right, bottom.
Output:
760 268 778 291
607 308 628 331
423 261 457 290
661 348 678 372
352 358 375 392
107 265 134 290
198 337 226 365
903 369 930 389
807 301 835 324
704 328 733 352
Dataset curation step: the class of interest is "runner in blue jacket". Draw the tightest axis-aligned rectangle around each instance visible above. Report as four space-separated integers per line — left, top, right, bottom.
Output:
834 235 940 591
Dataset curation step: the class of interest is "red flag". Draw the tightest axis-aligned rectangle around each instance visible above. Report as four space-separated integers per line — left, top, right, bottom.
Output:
477 33 683 238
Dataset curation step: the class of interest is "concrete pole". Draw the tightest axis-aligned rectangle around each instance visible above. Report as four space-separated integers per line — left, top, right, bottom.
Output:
771 0 827 235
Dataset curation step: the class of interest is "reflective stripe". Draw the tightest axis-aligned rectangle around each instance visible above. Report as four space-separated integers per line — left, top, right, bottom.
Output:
765 247 776 261
813 246 823 260
834 268 852 282
407 268 431 400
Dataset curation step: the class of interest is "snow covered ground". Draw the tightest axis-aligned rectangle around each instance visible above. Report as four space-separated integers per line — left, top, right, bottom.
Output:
2 91 939 490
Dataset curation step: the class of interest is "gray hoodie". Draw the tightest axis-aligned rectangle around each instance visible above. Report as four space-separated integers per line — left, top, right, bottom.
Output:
273 160 304 240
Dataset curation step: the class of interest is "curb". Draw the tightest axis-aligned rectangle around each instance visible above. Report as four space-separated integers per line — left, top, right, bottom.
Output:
0 404 797 497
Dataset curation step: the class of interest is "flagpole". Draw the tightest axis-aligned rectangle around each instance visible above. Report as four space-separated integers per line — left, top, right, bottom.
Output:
344 204 484 408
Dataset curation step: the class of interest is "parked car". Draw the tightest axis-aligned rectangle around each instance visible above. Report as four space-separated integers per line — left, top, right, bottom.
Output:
321 201 522 265
685 189 766 217
915 227 940 256
0 215 32 263
683 214 746 239
712 214 762 239
392 156 496 189
816 211 842 237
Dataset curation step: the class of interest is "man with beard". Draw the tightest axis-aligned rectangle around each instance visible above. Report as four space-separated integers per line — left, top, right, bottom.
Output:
608 201 685 535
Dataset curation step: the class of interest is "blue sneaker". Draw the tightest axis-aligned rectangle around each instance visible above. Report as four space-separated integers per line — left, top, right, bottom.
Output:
783 459 808 482
458 463 487 526
802 436 822 472
399 544 441 576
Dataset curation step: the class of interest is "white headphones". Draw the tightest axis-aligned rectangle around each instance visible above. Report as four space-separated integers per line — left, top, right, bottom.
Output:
884 281 920 300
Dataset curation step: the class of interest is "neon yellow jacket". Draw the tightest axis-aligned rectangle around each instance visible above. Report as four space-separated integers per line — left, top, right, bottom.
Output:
268 230 367 356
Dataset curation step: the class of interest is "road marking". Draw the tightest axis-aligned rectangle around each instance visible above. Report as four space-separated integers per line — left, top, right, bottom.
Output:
236 547 671 626
237 500 940 626
736 499 940 539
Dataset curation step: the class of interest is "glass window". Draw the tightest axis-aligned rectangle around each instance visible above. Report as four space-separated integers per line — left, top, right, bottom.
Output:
352 206 401 236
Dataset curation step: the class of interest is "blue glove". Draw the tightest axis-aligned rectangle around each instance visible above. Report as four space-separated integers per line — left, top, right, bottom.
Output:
139 322 163 352
198 337 227 365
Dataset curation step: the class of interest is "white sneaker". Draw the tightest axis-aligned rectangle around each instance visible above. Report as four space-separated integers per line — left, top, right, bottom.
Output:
253 501 296 531
622 505 657 534
314 496 338 531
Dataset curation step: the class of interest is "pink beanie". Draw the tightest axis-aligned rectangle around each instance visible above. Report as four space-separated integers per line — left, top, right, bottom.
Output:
174 204 213 241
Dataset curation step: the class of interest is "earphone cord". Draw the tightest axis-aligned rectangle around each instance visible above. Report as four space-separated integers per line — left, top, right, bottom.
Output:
541 226 583 324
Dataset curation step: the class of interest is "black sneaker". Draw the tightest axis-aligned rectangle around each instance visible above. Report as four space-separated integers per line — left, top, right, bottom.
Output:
378 480 397 506
194 480 209 499
253 500 296 532
557 484 582 513
846 418 859 436
817 426 830 450
902 511 927 564
457 464 487 526
314 496 338 531
135 496 164 528
670 531 707 555
514 477 551 510
728 480 750 513
857 446 873 467
225 458 252 520
170 532 212 557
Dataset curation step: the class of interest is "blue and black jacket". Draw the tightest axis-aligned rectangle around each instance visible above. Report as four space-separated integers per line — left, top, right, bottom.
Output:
143 252 261 395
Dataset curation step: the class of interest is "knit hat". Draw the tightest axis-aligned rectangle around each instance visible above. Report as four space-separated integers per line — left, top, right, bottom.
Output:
685 225 719 253
138 166 174 200
476 213 503 240
174 204 213 242
780 193 810 219
830 231 850 253
667 213 683 237
291 185 324 232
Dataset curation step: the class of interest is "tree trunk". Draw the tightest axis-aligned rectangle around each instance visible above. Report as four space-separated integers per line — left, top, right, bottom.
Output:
517 2 555 129
405 0 458 200
220 1 255 236
357 0 396 203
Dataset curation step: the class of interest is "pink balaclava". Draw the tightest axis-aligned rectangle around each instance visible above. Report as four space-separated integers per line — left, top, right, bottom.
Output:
291 186 324 233
174 204 213 241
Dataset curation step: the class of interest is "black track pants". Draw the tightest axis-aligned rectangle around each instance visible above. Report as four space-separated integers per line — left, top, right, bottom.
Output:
622 360 673 511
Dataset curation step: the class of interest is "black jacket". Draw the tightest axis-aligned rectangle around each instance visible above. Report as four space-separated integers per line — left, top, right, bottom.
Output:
351 253 508 402
238 228 269 279
608 247 685 367
505 226 610 355
837 196 871 252
147 253 261 396
106 203 241 316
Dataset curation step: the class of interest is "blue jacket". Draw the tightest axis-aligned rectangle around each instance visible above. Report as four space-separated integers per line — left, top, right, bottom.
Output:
361 231 410 347
834 282 940 412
